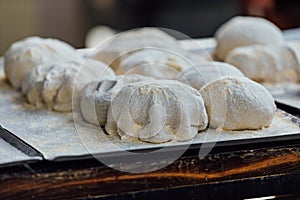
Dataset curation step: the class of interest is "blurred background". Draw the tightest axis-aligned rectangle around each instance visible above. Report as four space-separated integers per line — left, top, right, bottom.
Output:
0 0 300 55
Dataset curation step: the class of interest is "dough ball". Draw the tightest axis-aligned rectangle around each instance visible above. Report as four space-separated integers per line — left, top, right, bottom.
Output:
177 62 245 90
90 28 187 70
116 49 193 79
80 74 155 126
215 16 284 60
105 80 208 143
22 59 114 112
286 41 300 78
4 37 78 88
200 77 276 130
225 44 299 83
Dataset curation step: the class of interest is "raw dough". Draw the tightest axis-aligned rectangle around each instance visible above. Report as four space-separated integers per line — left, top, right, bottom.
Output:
116 49 193 79
200 77 276 130
215 16 284 60
177 62 245 90
225 44 299 83
22 59 115 112
105 80 208 143
90 28 187 70
4 37 78 88
80 74 156 126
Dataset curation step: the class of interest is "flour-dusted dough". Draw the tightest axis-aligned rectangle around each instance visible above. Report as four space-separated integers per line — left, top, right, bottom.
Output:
4 37 78 88
80 74 156 126
177 62 245 90
22 59 115 112
215 16 284 60
225 44 299 83
116 48 193 79
200 77 276 130
105 80 208 143
90 28 187 70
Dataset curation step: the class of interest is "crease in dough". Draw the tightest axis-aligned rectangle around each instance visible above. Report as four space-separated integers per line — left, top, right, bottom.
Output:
105 80 208 143
22 59 115 112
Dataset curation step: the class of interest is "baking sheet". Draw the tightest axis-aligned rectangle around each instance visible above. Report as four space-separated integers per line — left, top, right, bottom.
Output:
0 66 300 161
265 83 300 111
0 138 41 166
1 28 300 162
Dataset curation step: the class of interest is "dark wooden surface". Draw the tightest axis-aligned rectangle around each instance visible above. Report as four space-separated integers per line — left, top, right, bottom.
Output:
0 139 300 200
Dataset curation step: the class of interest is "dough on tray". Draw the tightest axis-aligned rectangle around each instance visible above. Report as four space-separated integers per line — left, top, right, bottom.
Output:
80 74 156 126
4 36 78 88
22 59 115 112
177 62 245 90
200 77 276 131
225 44 299 83
90 27 187 70
105 80 208 143
116 49 193 79
215 16 284 60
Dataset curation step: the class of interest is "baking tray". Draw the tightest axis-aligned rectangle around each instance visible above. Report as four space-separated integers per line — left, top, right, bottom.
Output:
1 64 300 162
264 83 300 114
1 29 300 165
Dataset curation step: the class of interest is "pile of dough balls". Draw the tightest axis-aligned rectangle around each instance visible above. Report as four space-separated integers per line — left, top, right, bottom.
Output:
215 16 284 61
22 59 114 112
3 27 277 144
4 37 78 88
4 36 115 111
90 27 189 70
215 16 300 83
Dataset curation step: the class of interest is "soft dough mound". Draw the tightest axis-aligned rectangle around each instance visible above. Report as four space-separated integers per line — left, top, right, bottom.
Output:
177 62 245 90
22 59 115 112
116 49 193 79
215 16 284 60
105 80 208 143
225 44 299 83
80 74 156 126
90 27 186 70
200 77 276 131
4 37 78 88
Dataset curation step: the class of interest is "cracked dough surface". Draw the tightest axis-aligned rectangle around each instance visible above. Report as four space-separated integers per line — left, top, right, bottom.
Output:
80 74 156 126
105 80 208 143
200 77 276 130
22 59 115 112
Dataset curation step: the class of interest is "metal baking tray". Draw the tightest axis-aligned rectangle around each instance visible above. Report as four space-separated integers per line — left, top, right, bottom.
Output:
0 64 300 163
1 28 300 165
265 83 300 114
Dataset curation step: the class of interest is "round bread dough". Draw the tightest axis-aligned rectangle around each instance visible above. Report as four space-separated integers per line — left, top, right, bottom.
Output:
4 37 78 88
215 16 284 60
116 49 193 79
90 27 187 70
200 77 276 130
80 74 156 126
22 59 115 112
225 44 299 83
177 62 245 90
105 80 208 143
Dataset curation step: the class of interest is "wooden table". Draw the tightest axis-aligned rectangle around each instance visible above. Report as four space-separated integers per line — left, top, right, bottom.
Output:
1 129 300 199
